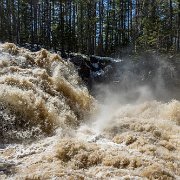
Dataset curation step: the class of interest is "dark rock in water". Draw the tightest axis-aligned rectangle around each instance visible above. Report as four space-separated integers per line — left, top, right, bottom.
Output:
69 53 88 66
68 52 180 100
0 161 15 175
68 54 119 86
90 55 117 65
20 43 41 52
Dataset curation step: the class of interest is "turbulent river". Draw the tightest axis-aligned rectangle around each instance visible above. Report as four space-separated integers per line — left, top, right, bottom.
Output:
0 43 179 179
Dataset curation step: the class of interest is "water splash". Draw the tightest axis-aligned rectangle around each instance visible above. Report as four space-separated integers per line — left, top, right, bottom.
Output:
0 43 95 143
0 43 179 179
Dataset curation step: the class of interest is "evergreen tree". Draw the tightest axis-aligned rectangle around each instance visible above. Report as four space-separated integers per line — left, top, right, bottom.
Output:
0 0 179 55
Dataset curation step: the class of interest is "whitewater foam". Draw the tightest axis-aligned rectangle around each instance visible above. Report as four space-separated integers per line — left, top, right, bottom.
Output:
0 43 179 179
0 43 95 143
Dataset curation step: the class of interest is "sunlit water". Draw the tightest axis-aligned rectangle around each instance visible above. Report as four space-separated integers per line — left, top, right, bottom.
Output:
0 43 179 179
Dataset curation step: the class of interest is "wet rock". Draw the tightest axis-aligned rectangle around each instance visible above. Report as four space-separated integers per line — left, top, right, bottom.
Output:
0 161 15 175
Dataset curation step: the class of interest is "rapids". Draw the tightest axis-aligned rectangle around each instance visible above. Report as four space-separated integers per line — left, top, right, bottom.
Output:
0 43 179 179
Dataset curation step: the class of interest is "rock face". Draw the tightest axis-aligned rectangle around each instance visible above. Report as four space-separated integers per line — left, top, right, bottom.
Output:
68 54 117 86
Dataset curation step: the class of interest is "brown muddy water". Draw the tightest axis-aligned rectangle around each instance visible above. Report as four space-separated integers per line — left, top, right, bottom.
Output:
0 43 179 179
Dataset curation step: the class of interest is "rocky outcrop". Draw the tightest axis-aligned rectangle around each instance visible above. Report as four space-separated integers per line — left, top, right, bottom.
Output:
68 52 180 100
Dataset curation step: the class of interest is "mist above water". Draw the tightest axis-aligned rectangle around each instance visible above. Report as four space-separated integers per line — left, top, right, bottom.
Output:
93 51 179 103
91 52 180 136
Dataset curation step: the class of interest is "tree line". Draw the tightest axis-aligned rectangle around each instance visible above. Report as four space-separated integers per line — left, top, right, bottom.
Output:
0 0 179 56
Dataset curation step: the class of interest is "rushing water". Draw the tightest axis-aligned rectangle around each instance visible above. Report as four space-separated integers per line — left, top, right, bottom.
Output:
0 43 179 179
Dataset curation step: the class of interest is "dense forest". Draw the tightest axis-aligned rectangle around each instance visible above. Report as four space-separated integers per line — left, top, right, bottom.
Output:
0 0 179 56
